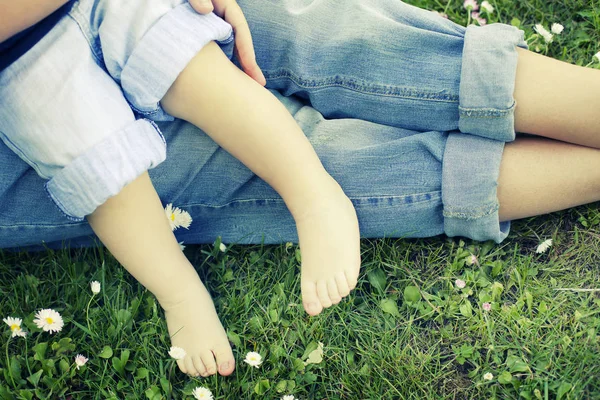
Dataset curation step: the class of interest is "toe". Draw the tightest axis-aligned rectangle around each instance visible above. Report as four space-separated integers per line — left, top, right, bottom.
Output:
185 357 198 377
302 281 323 316
335 273 351 297
177 359 188 375
327 280 342 304
345 269 358 291
317 280 333 309
214 346 235 376
201 350 218 376
192 355 208 377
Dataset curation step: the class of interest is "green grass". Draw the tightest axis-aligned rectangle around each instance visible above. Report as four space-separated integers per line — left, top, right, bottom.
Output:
2 1 600 399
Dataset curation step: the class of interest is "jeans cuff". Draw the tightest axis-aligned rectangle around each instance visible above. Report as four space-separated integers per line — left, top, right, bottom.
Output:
458 24 528 142
442 132 510 243
120 4 234 121
45 119 167 220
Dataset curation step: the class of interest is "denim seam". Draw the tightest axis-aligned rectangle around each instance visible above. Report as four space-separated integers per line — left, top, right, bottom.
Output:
67 8 104 65
265 69 459 103
0 222 88 229
175 192 440 209
442 202 498 220
458 100 516 118
43 183 85 222
0 129 48 179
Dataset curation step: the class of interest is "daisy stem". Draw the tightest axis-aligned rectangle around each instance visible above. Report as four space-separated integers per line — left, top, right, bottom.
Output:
5 338 16 389
85 294 95 332
24 337 32 376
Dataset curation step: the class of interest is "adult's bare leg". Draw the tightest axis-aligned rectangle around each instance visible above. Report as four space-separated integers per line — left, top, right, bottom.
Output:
498 137 600 221
513 48 600 148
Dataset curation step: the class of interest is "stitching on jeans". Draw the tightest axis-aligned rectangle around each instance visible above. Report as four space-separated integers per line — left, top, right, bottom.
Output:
177 191 441 209
264 69 459 103
458 101 516 118
67 10 105 65
443 202 498 220
0 193 441 229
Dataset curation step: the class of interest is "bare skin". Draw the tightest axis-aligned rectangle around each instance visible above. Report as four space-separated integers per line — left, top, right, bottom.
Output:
87 173 235 378
89 41 361 378
162 42 361 318
498 48 600 221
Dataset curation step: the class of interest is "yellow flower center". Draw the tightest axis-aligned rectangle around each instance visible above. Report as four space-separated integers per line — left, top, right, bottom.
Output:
170 214 175 221
10 324 19 331
45 317 54 324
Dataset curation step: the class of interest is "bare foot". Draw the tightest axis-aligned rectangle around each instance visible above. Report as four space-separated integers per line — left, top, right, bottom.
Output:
294 183 361 316
159 278 235 377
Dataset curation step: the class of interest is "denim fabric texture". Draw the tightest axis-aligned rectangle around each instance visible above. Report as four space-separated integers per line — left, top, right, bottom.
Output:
0 0 527 249
0 0 234 220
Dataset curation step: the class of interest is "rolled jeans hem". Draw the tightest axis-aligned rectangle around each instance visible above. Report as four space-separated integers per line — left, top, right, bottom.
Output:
442 132 509 243
120 3 234 121
45 119 167 220
458 23 528 142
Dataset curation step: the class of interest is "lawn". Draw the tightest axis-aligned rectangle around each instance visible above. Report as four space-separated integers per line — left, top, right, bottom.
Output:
2 1 600 399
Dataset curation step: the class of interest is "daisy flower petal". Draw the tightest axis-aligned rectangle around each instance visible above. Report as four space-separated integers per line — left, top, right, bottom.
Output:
192 386 214 400
463 0 479 11
483 372 494 380
90 281 101 294
534 24 554 43
165 204 193 231
168 346 186 360
4 317 28 338
536 239 553 254
481 1 494 13
551 23 564 35
75 354 89 369
243 351 263 368
33 309 64 333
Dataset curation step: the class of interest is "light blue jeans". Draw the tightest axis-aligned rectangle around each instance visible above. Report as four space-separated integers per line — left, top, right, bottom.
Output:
0 0 527 250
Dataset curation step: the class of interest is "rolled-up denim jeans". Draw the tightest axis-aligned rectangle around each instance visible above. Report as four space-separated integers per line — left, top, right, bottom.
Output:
0 0 234 220
0 0 527 249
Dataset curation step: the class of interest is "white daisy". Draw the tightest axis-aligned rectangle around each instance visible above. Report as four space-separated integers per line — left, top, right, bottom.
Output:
14 330 27 338
534 24 554 43
594 51 600 62
219 243 227 252
33 309 64 333
483 372 494 380
168 346 186 360
192 386 214 400
536 239 553 254
282 396 296 400
243 351 263 368
455 279 466 289
480 1 494 14
164 204 192 231
90 281 101 294
463 0 479 11
75 354 88 370
179 241 186 251
551 23 564 35
3 317 27 338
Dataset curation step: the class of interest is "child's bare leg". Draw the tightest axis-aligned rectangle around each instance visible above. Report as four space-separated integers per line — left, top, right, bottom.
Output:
161 42 360 316
87 172 234 377
498 137 600 221
514 48 600 148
